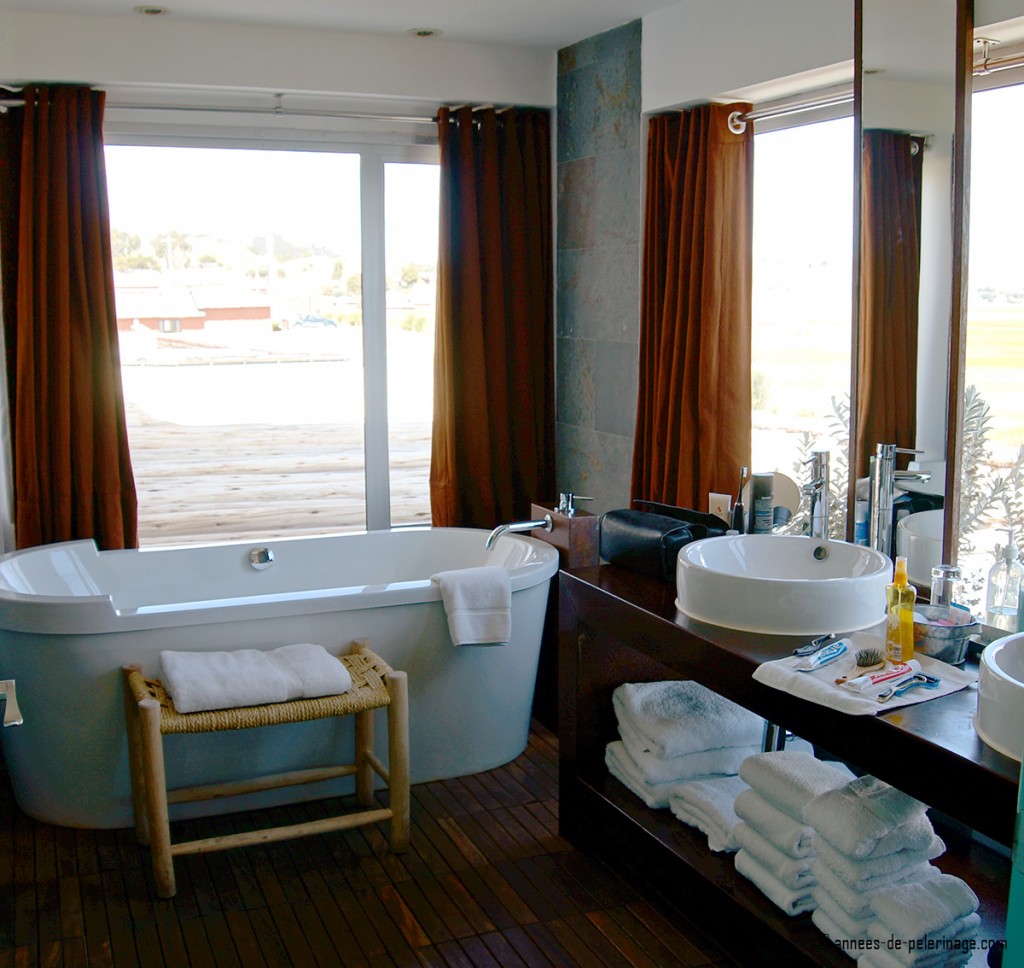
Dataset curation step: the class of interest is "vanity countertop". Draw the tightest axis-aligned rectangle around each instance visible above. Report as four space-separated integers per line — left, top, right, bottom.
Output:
559 563 1019 847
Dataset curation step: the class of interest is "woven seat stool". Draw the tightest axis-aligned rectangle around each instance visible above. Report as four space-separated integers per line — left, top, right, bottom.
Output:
122 642 409 898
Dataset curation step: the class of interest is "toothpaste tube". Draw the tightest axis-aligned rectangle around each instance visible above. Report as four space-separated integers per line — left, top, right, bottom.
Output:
795 639 849 672
841 659 921 692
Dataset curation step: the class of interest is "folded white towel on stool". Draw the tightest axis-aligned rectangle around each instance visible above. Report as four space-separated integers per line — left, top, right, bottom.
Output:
803 775 931 859
735 848 817 916
734 788 816 858
605 741 679 809
858 946 974 968
814 834 946 891
733 823 816 891
430 565 511 645
739 751 854 821
668 774 748 852
612 680 765 759
159 643 352 714
617 717 759 783
272 643 353 698
812 905 868 952
868 874 980 943
866 913 982 967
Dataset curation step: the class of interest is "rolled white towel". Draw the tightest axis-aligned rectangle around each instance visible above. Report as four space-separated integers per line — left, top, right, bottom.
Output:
814 834 946 891
617 716 759 783
812 859 941 919
668 774 748 853
612 680 764 759
733 823 816 891
605 741 679 809
160 648 303 713
868 874 979 944
274 643 352 698
803 775 931 859
734 788 815 858
866 912 982 967
739 750 854 820
430 565 511 645
734 848 817 916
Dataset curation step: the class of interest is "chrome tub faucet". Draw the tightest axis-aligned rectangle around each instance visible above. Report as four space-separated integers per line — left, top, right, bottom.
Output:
485 515 553 550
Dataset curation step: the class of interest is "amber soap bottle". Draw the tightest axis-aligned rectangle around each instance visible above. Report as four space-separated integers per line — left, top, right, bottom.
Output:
885 555 917 663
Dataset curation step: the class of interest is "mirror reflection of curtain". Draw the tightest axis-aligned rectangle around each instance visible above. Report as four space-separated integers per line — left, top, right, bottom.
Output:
0 84 138 550
855 129 925 478
430 106 555 528
631 103 753 510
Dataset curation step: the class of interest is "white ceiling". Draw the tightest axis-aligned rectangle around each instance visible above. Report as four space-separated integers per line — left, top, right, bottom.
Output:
7 0 675 49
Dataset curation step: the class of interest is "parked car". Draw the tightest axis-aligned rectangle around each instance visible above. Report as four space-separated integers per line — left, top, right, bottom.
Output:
292 313 338 328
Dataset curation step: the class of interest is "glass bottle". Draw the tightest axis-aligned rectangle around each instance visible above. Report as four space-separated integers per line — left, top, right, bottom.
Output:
886 555 917 663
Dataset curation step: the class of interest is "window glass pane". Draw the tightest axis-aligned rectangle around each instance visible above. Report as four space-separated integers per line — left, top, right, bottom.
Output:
751 118 854 531
384 162 439 526
963 83 1024 624
105 146 365 545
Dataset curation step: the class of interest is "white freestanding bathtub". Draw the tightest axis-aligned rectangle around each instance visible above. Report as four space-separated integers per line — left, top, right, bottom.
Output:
0 528 558 828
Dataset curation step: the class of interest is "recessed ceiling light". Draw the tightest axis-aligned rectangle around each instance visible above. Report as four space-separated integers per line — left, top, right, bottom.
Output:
133 5 169 14
407 27 443 38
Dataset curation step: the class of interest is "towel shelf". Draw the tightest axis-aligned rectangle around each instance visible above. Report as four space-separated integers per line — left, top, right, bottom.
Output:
122 641 409 898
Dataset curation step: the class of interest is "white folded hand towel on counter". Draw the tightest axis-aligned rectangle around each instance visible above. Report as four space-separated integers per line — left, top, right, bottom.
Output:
868 873 979 943
617 716 759 783
803 775 932 859
430 565 511 646
811 883 875 941
668 774 748 853
733 823 816 891
739 750 854 821
159 642 353 714
605 741 679 809
812 859 940 922
734 848 817 916
812 906 867 951
734 788 816 858
865 913 981 967
612 680 765 759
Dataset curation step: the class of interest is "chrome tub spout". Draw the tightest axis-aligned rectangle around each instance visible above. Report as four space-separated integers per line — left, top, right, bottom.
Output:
485 515 553 550
1 680 23 727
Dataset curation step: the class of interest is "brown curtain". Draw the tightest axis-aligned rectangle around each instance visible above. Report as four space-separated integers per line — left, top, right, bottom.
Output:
0 84 138 549
430 106 555 528
631 103 753 510
856 129 924 478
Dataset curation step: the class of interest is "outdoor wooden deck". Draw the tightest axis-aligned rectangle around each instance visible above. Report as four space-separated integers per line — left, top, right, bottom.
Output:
0 721 739 967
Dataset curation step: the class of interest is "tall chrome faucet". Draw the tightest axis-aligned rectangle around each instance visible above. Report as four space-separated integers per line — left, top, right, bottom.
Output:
802 450 831 540
869 443 922 557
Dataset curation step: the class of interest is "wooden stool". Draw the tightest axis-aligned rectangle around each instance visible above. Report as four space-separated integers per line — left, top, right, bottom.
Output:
122 642 409 898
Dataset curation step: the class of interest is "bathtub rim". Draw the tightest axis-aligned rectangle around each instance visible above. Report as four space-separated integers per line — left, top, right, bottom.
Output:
0 527 559 635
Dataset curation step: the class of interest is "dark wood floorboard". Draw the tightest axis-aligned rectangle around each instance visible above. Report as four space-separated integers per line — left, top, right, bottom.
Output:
0 721 736 967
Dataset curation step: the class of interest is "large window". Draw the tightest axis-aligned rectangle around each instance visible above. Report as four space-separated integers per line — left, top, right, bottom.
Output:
105 144 438 545
962 81 1024 618
751 117 855 527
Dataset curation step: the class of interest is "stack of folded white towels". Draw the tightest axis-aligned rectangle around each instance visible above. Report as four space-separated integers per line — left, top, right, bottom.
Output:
854 875 981 968
802 775 979 965
732 750 855 916
606 680 764 851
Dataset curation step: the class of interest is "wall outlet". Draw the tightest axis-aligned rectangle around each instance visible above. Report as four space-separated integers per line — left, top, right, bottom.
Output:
708 492 732 521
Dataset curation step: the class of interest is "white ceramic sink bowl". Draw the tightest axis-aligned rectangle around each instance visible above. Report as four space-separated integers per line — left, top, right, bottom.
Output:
896 509 944 587
975 632 1024 762
675 534 890 635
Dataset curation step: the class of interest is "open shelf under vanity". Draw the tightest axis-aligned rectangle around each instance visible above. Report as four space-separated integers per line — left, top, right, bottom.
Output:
558 565 1017 968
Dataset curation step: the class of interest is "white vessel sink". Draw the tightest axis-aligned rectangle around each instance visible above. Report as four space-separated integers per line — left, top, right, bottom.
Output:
675 534 890 635
975 632 1024 762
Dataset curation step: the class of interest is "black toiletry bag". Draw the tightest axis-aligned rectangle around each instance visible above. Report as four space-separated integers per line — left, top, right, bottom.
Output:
599 502 725 581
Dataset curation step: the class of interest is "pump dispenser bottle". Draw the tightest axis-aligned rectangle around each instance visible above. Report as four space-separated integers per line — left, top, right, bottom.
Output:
986 530 1023 633
885 556 917 663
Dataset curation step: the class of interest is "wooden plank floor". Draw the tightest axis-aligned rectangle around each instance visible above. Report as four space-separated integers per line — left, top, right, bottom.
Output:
0 721 738 968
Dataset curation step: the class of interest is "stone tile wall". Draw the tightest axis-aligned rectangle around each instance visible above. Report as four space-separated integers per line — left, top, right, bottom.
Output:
555 20 642 515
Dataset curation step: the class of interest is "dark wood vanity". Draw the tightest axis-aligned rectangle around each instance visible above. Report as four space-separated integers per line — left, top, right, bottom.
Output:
558 565 1018 967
